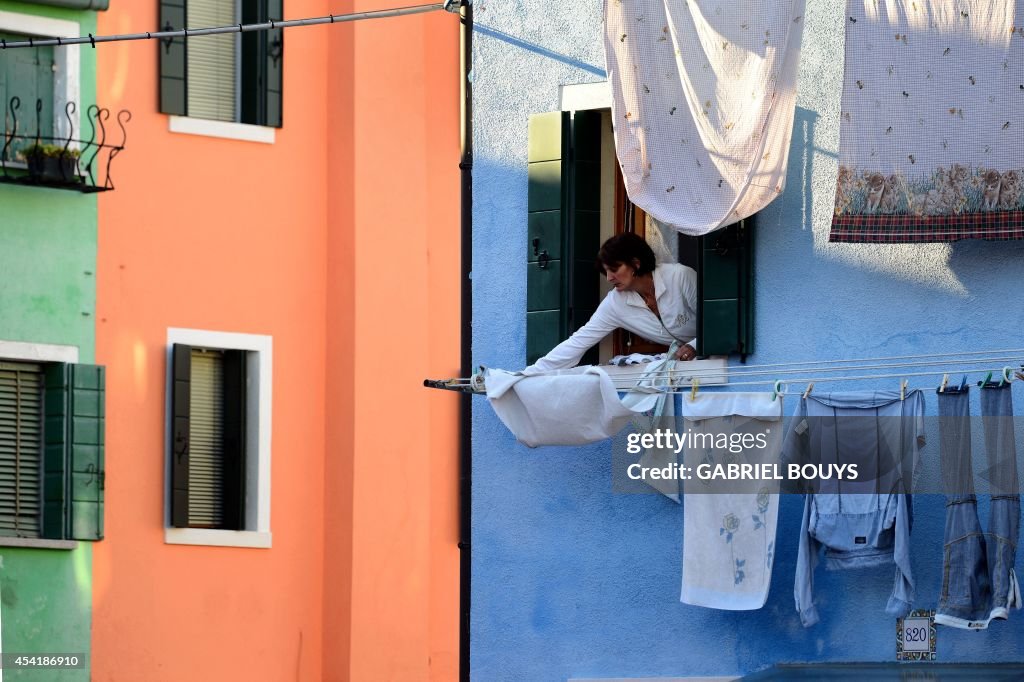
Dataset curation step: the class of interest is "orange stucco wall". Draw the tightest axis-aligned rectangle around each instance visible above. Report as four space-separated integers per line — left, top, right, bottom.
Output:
94 0 460 680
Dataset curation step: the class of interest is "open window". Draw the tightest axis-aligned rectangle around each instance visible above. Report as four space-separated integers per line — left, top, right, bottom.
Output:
526 109 755 366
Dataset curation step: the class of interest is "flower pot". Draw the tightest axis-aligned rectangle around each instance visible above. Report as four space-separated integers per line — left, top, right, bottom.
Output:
26 151 80 183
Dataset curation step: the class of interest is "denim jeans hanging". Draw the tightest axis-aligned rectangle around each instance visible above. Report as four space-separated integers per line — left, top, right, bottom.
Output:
935 382 1022 630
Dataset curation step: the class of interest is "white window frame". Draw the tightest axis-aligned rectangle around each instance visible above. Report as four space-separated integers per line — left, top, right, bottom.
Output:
164 328 273 549
0 10 80 147
0 339 79 550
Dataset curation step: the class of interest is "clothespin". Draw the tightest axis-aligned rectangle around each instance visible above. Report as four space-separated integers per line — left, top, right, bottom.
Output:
689 377 700 402
979 371 993 388
1016 371 1024 383
939 374 949 393
900 379 908 401
1000 366 1013 386
802 382 814 399
771 380 783 402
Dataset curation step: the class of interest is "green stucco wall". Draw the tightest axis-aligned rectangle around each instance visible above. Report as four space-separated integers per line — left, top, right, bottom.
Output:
0 2 97 680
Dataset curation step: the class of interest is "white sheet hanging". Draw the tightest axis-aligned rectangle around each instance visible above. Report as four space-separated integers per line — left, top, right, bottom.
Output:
484 366 664 447
603 0 806 235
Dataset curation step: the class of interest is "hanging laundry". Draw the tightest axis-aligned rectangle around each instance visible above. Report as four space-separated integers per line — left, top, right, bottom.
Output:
934 382 1022 630
680 393 783 610
484 366 646 447
603 0 806 235
831 1 1024 242
783 390 926 627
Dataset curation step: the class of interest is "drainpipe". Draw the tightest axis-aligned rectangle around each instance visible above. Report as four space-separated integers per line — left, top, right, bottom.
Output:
458 1 473 681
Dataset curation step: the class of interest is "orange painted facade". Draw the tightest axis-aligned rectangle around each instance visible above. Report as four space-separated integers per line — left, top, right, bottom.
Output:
94 1 460 679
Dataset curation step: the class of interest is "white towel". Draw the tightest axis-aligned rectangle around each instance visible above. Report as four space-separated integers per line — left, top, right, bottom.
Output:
680 393 783 610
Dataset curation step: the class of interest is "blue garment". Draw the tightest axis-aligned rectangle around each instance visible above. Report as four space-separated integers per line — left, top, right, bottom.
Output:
935 382 1022 629
783 390 925 627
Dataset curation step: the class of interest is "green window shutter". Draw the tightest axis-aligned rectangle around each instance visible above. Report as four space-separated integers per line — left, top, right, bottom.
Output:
220 350 246 530
264 0 284 128
0 362 43 539
0 32 56 161
694 218 755 358
170 344 191 528
567 109 602 363
526 110 603 366
526 111 568 365
159 0 188 116
241 0 284 127
42 363 105 541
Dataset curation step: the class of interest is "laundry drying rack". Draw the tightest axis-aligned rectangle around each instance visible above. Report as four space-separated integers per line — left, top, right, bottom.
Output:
423 348 1024 399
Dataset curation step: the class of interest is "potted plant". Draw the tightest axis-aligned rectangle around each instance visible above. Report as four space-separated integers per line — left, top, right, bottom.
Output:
21 143 81 183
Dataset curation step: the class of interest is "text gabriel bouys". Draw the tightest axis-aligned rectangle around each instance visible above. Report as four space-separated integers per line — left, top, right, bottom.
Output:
627 462 859 481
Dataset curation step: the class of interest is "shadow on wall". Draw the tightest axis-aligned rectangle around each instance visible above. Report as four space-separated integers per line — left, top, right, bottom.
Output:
475 23 607 77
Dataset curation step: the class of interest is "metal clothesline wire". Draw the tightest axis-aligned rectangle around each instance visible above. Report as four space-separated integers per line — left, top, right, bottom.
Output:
0 2 455 50
609 347 1024 376
660 366 1015 393
603 354 1024 380
424 364 1019 394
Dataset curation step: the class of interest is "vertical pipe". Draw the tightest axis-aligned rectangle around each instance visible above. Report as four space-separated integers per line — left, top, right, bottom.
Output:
458 1 473 681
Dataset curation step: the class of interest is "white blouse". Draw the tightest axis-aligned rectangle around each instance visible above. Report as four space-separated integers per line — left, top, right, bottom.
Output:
524 262 698 374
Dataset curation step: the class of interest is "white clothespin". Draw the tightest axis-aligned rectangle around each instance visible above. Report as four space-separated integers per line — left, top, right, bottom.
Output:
689 377 700 402
900 379 908 400
802 382 814 399
939 374 949 393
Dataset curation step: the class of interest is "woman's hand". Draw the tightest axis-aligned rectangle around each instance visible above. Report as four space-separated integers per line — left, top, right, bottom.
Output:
674 344 697 361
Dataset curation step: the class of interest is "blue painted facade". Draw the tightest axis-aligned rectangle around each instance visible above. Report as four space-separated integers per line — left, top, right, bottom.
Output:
471 1 1024 680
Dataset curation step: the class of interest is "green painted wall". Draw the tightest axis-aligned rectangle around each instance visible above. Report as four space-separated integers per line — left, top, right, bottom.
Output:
0 3 98 680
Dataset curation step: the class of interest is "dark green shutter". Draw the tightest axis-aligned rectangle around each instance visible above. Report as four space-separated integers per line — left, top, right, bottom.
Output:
170 344 191 528
526 110 603 365
526 111 567 365
0 363 43 538
159 0 188 116
692 218 754 358
265 0 284 127
241 0 283 127
42 363 105 541
0 32 56 161
220 350 246 530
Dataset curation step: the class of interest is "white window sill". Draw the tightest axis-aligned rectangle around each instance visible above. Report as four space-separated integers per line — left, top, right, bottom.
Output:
168 116 275 144
0 537 78 550
165 528 271 548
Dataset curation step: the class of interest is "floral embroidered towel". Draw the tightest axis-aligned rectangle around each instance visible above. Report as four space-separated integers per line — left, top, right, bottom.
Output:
680 393 783 610
604 0 806 236
832 1 1024 242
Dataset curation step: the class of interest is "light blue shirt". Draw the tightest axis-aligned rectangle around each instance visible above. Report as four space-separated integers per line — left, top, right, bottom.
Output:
783 390 925 627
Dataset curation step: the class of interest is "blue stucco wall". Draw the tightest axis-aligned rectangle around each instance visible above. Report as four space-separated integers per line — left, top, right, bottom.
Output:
471 1 1024 680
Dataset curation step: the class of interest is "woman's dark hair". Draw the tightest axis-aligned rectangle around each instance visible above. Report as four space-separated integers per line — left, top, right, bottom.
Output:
595 232 656 276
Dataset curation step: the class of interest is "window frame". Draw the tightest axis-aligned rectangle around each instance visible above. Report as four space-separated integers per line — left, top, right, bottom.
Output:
164 328 273 549
0 339 79 551
160 0 282 142
0 10 80 151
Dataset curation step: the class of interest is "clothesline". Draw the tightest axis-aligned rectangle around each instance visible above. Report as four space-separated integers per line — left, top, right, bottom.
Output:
606 354 1024 381
423 348 1024 394
0 2 455 50
425 365 1018 395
